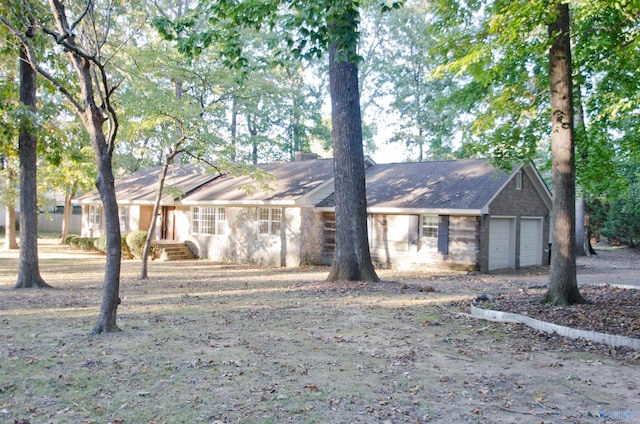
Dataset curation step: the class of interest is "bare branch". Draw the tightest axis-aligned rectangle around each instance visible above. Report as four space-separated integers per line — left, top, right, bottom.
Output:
69 0 93 35
42 26 98 64
182 150 225 175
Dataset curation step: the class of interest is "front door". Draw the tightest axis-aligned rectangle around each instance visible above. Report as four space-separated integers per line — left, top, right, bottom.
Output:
162 207 176 240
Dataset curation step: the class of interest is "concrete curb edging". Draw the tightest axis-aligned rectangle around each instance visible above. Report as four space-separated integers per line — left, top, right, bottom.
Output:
470 303 640 350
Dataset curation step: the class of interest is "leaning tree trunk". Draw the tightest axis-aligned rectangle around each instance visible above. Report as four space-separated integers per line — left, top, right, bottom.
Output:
325 22 379 282
141 151 178 279
15 29 50 289
544 2 583 305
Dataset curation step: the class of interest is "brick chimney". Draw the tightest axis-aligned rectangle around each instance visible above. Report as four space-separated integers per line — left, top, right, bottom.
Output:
294 152 319 162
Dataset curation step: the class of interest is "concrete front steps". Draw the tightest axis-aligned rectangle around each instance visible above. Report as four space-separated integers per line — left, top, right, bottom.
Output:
152 240 196 261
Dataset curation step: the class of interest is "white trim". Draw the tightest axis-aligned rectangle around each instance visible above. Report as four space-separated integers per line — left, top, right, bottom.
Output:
295 179 335 204
180 199 298 207
257 207 283 236
190 206 227 236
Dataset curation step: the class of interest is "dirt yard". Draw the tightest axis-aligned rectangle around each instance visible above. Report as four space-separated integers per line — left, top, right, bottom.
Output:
1 240 639 423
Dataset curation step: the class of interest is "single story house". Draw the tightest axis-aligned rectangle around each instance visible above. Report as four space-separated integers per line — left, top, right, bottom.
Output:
79 156 552 272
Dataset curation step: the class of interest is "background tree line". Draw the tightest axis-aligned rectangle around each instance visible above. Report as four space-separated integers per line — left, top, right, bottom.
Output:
3 1 638 249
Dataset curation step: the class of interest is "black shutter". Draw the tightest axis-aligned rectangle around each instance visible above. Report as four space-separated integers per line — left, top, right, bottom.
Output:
438 215 449 255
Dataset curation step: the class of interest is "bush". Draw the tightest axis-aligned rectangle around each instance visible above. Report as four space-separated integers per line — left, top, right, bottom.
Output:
94 235 107 253
77 237 95 251
94 233 134 258
69 236 81 248
126 230 148 259
63 235 79 245
601 194 640 247
121 233 133 259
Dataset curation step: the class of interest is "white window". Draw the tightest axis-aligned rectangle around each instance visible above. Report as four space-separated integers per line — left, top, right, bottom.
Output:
258 207 282 236
119 205 129 232
89 205 102 229
191 207 226 235
420 215 438 250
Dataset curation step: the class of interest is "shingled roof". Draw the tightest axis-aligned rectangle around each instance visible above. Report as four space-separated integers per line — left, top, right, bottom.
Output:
80 158 544 214
182 158 335 204
78 163 219 204
318 159 514 213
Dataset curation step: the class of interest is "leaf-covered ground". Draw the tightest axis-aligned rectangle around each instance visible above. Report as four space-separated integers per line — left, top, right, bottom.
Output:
1 241 639 423
476 285 640 340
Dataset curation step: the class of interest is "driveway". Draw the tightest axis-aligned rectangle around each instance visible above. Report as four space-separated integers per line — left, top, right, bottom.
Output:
493 245 640 288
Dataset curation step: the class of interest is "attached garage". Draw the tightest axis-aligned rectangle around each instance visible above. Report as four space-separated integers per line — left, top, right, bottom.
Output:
519 218 543 267
488 218 515 270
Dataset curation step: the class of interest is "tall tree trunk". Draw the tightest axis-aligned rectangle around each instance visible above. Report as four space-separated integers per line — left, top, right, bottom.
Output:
230 97 238 162
544 2 583 305
91 143 122 334
15 26 50 289
47 0 122 332
326 15 379 282
4 204 19 250
573 81 594 257
575 196 585 255
60 181 77 243
4 165 19 250
248 116 258 165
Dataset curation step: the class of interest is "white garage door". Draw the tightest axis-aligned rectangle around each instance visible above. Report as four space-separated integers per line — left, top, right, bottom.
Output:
489 218 514 270
520 219 542 267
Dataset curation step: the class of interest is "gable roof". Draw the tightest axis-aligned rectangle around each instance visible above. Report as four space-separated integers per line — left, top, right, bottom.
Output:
317 159 524 214
182 159 335 205
78 163 219 205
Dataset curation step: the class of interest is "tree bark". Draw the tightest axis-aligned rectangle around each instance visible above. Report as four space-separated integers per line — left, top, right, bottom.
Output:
60 181 77 243
91 145 122 334
46 0 122 332
575 197 585 255
4 164 19 250
230 97 238 162
4 204 19 250
573 78 594 257
326 24 379 282
14 27 50 289
544 2 583 305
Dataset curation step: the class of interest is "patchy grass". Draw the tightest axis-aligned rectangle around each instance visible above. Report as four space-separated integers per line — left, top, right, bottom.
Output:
1 240 639 423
